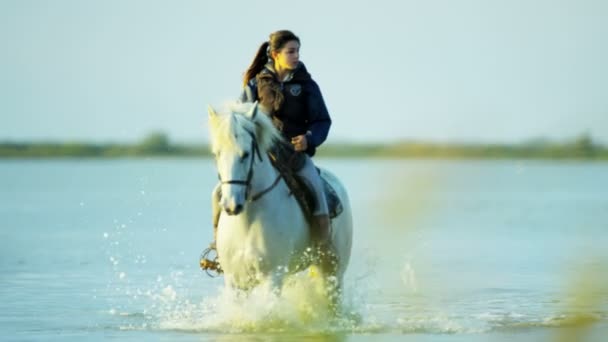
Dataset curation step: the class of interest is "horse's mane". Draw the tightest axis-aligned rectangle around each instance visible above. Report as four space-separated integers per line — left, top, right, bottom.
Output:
208 101 283 155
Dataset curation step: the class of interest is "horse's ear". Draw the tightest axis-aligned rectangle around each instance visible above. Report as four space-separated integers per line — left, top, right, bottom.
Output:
207 105 217 118
246 101 259 120
208 105 219 126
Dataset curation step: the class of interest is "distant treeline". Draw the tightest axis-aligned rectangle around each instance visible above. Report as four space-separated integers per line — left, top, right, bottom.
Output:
1 132 607 160
0 132 208 158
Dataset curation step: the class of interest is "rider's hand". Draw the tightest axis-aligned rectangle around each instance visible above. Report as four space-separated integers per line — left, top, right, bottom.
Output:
291 134 308 152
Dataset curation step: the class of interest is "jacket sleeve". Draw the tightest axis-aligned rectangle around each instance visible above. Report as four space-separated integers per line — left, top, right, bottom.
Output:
306 80 332 153
239 79 258 103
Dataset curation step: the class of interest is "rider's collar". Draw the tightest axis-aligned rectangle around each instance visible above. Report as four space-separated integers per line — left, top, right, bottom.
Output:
263 62 302 82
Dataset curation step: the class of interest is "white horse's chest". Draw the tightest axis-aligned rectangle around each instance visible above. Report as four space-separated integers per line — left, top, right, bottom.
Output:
217 186 311 281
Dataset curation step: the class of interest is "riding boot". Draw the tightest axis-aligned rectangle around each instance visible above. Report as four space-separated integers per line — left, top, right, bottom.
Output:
313 214 339 274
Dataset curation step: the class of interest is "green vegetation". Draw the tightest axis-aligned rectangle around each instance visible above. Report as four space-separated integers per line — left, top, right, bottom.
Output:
1 132 607 160
319 132 608 160
0 132 210 158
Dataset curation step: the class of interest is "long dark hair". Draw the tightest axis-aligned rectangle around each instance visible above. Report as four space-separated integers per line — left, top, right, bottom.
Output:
243 30 300 86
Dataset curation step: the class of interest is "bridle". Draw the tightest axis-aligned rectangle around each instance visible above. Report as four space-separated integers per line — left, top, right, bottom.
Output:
217 111 283 202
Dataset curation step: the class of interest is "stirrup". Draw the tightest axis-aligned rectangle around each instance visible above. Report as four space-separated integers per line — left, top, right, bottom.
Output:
199 243 223 277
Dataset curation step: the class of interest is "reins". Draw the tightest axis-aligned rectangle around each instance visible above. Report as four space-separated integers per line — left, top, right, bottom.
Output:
217 129 283 203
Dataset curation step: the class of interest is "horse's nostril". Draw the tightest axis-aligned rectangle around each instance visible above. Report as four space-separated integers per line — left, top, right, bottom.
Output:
224 204 243 216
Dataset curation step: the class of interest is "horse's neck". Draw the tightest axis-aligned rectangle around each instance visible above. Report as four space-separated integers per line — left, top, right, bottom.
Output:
251 152 281 192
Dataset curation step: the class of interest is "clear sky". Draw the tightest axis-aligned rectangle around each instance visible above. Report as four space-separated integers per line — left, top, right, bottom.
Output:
2 0 607 144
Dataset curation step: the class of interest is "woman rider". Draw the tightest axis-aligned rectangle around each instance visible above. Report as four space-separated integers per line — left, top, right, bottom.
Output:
202 30 334 273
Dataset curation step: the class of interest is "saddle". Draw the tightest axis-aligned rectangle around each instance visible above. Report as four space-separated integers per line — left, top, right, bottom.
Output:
268 144 343 223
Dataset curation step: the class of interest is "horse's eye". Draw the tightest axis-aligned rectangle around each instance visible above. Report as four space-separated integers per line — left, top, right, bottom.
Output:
240 151 250 161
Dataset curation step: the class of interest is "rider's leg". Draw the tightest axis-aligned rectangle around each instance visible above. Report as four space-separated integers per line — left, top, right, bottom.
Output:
296 155 329 217
211 183 221 247
201 183 222 272
296 156 337 272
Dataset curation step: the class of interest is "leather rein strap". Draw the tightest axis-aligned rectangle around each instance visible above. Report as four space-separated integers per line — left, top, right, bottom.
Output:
218 130 283 202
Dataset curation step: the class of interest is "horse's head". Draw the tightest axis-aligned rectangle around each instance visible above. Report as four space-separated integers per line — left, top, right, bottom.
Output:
208 102 282 215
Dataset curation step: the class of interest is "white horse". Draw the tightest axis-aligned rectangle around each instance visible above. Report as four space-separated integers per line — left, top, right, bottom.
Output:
207 101 353 300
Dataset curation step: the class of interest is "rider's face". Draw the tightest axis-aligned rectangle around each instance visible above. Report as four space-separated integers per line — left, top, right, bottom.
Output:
272 40 300 70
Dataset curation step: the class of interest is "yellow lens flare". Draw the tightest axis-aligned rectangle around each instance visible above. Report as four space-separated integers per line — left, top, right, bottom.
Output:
553 253 608 342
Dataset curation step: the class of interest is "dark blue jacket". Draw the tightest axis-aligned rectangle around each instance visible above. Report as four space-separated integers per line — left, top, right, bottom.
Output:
240 62 331 156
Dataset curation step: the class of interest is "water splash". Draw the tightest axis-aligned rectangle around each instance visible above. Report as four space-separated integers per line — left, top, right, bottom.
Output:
151 270 364 334
99 216 608 337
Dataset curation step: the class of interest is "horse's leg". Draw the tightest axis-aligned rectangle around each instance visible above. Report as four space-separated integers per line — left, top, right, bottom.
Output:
266 271 285 296
223 274 239 297
319 219 348 314
316 232 341 304
319 270 343 314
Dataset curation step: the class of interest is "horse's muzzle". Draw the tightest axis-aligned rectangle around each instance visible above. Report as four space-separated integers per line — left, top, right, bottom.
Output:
224 204 243 216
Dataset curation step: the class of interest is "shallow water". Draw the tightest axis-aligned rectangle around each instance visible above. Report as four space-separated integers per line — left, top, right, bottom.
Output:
1 158 607 341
